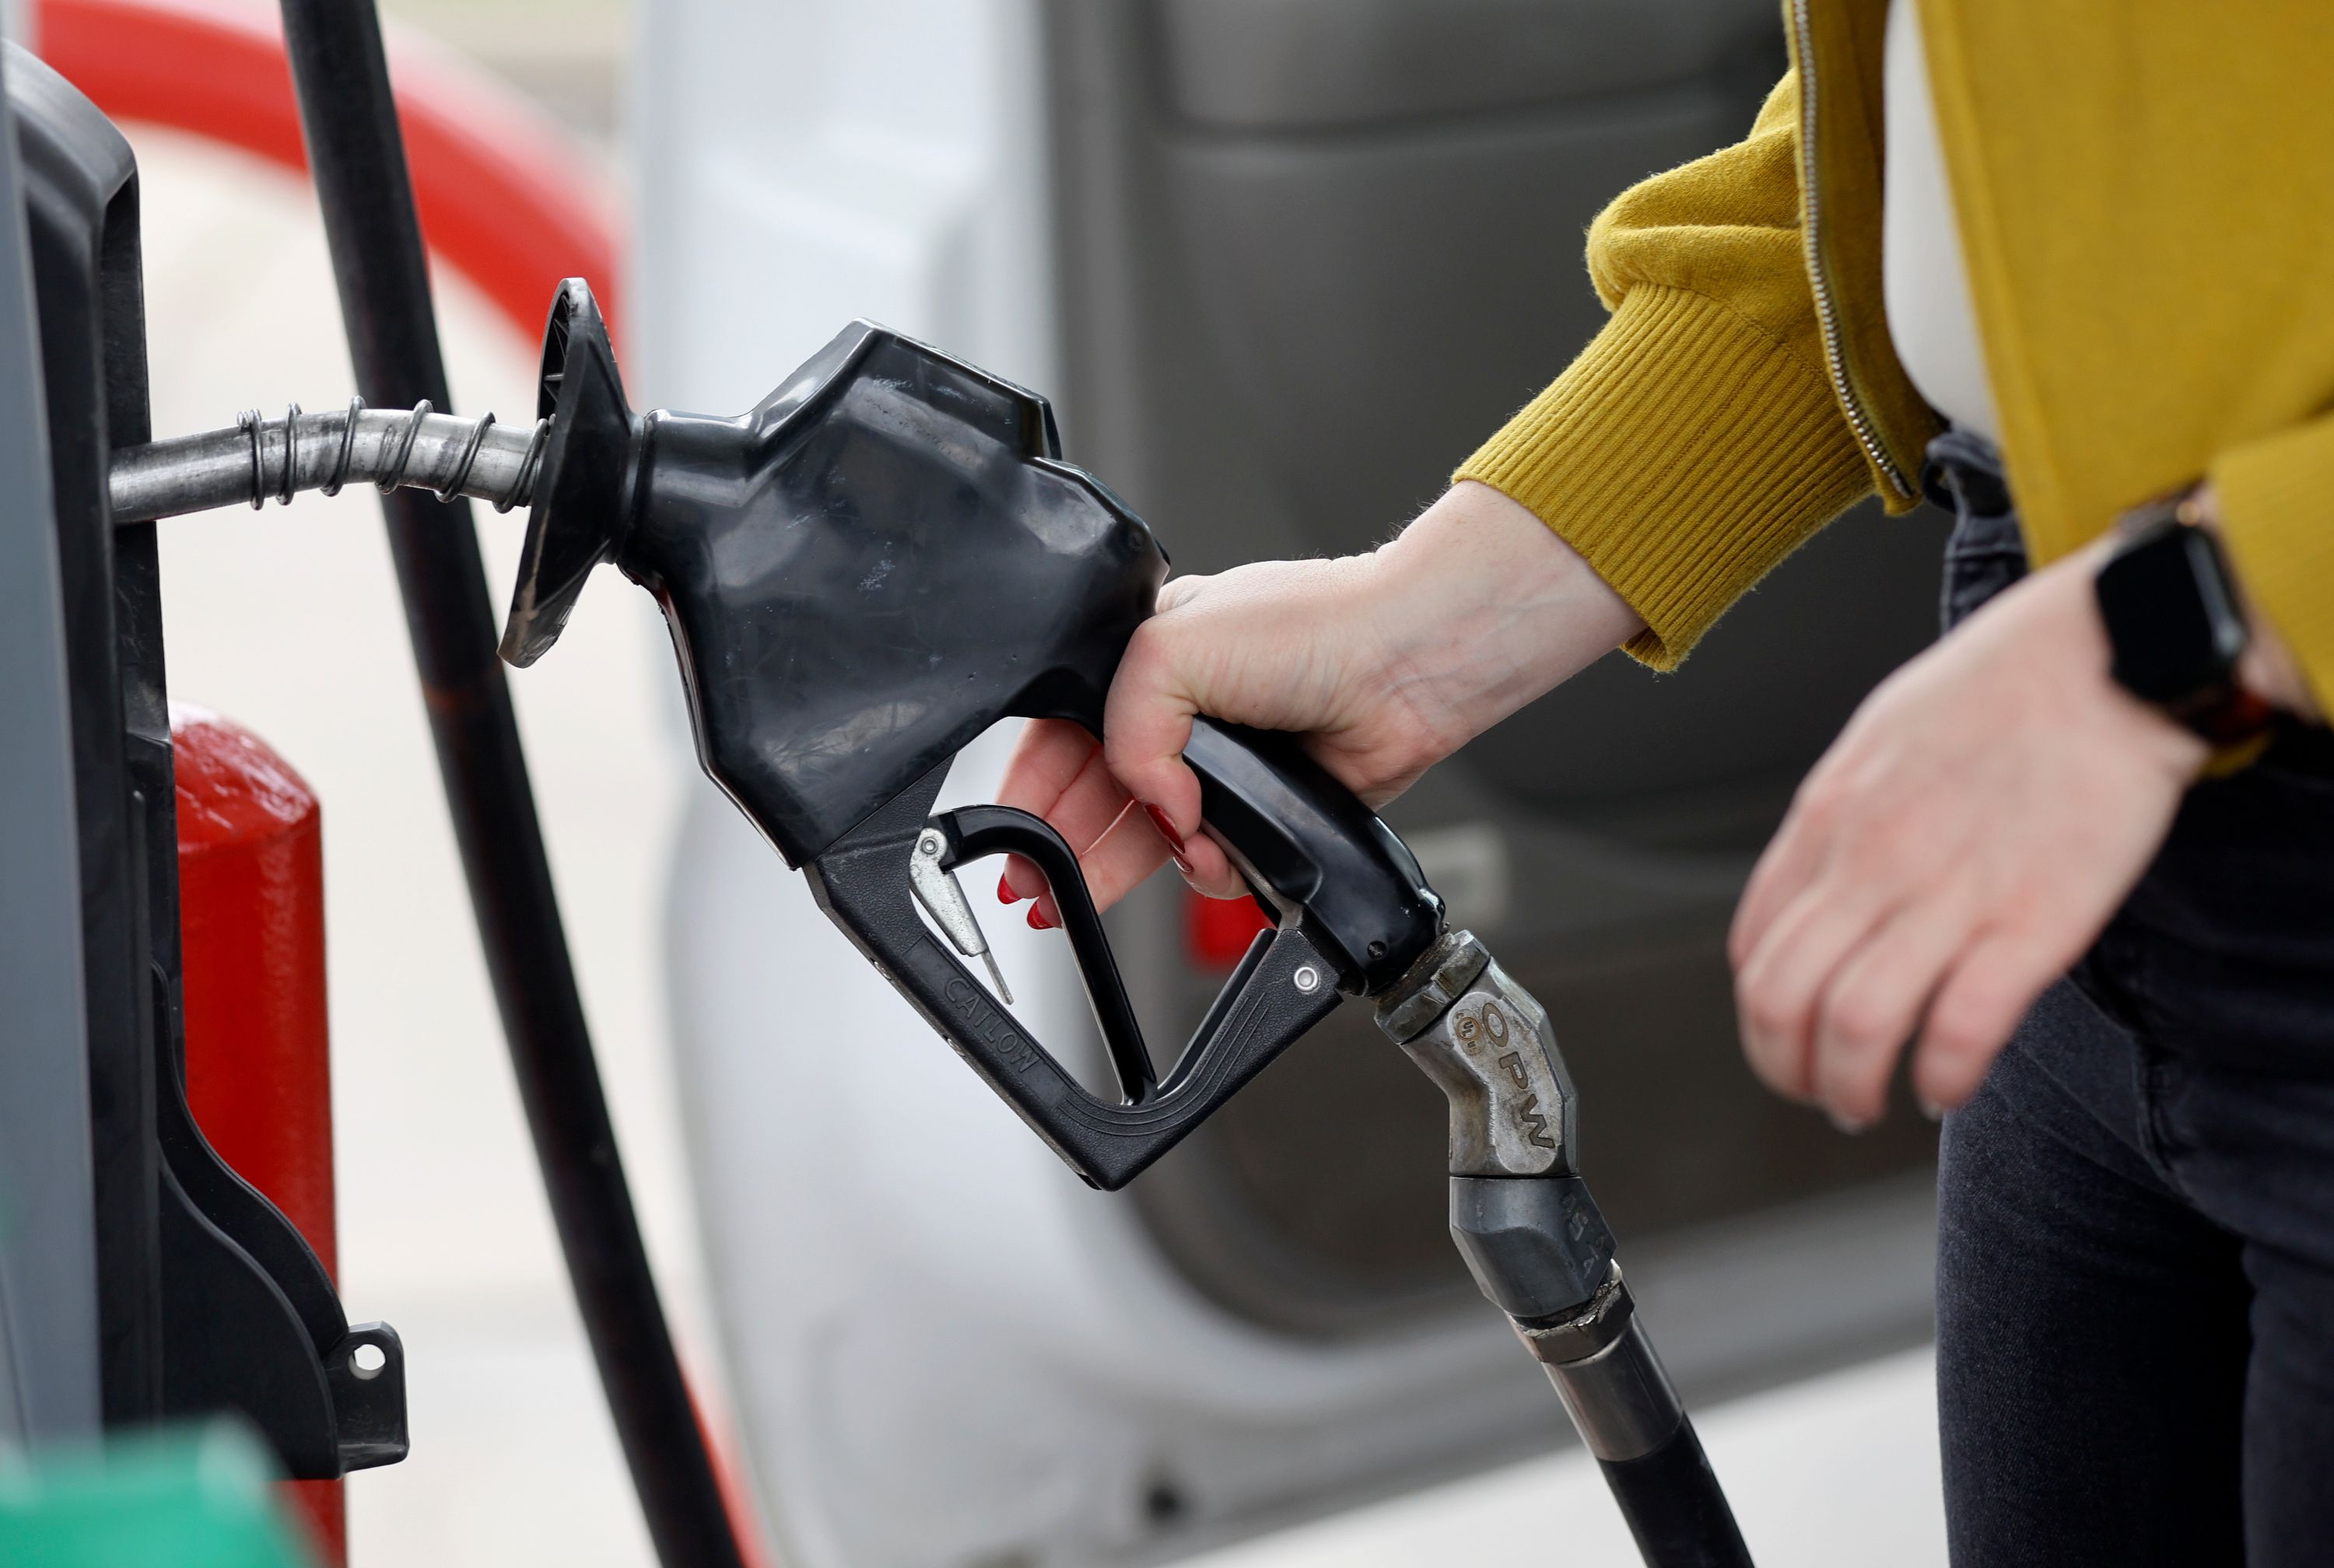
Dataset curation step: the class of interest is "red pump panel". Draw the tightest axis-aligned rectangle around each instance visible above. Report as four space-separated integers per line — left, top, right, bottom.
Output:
173 703 345 1565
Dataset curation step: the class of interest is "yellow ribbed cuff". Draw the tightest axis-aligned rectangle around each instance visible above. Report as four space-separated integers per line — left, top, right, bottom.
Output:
1454 285 1871 668
2211 414 2334 715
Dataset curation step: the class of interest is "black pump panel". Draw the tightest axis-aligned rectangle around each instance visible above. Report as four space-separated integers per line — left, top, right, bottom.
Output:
9 41 405 1476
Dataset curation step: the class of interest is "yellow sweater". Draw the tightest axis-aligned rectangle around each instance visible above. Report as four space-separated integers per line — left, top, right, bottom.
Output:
1457 0 2334 703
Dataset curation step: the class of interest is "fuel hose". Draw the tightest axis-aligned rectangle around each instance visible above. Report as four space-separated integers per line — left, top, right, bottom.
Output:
273 4 752 1563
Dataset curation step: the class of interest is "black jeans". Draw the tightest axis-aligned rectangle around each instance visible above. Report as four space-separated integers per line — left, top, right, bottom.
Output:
1925 430 2334 1567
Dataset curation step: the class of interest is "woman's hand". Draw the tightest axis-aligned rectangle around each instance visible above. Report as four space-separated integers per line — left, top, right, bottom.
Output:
994 481 1644 922
1733 480 2329 1129
1728 537 2208 1128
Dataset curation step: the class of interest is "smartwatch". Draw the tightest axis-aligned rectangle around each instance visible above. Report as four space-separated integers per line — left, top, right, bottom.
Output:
2093 494 2275 746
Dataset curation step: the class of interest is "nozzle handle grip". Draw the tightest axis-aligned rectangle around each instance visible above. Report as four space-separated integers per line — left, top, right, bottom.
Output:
804 762 1340 1190
1182 718 1442 996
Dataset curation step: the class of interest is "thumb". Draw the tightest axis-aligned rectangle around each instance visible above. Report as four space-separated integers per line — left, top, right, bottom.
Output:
1101 623 1204 845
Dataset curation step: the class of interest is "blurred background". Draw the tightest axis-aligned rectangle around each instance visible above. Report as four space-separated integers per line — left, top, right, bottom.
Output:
23 0 1954 1563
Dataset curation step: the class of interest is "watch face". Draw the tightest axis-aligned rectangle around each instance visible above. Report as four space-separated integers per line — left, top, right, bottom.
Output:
2095 522 2248 709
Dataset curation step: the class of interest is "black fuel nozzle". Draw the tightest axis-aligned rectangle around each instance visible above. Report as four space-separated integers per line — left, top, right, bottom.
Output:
508 279 1743 1552
502 278 1442 1186
501 277 1165 865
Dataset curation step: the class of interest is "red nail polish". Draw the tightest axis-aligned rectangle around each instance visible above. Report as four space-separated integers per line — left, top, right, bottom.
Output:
1027 905 1053 931
1143 803 1186 853
997 872 1021 905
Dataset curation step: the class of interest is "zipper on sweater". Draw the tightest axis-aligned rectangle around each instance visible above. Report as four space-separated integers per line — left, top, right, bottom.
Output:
1789 0 1913 501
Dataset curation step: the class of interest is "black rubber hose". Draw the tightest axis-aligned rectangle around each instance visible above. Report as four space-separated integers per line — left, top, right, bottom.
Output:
1597 1420 1754 1568
274 6 749 1565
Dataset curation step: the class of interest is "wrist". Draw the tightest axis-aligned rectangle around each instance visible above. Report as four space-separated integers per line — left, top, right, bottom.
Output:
2034 541 2214 779
1366 483 1644 743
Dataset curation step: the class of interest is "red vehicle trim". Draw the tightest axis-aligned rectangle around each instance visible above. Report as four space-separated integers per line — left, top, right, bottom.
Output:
34 0 622 343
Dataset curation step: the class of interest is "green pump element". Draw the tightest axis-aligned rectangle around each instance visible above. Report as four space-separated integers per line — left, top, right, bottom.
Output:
0 1425 317 1568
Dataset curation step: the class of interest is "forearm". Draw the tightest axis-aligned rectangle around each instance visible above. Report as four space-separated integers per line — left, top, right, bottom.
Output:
1365 480 1646 755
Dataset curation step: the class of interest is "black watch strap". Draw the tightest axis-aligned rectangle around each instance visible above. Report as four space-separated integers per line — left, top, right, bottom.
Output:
2094 495 2273 746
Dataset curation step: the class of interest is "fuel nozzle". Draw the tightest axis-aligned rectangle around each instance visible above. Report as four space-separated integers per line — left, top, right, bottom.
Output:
109 272 1168 873
113 276 1445 1197
490 276 1167 870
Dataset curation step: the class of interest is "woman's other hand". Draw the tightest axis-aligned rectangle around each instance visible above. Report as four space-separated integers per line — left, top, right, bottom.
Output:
1733 482 2325 1130
1729 539 2206 1127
